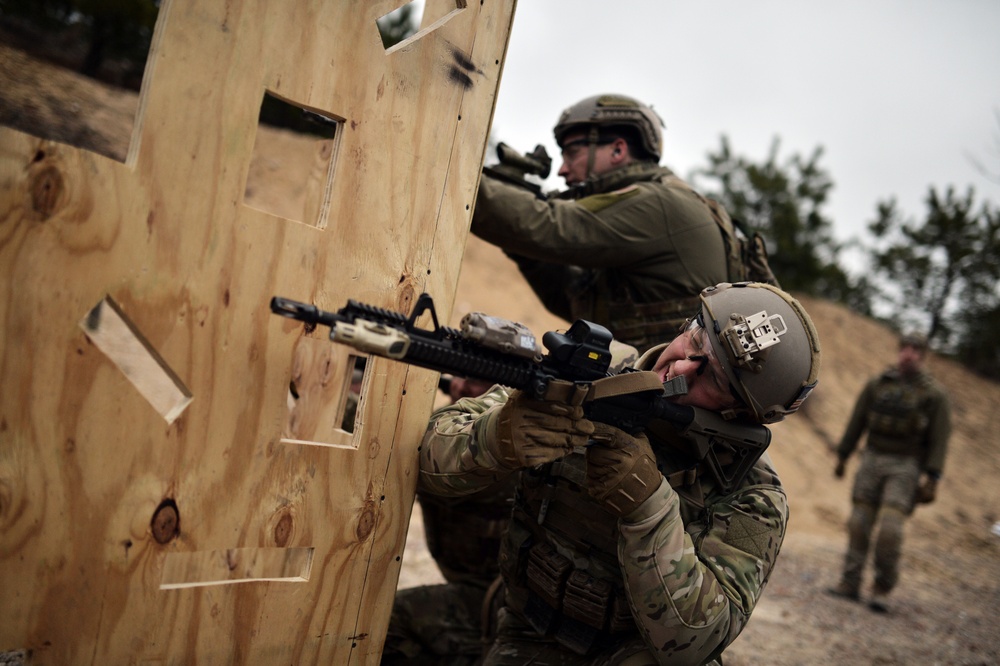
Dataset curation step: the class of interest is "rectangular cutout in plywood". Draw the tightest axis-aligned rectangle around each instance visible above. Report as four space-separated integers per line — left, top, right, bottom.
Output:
377 1 468 52
282 335 366 449
243 91 341 227
0 1 163 163
79 296 193 424
160 547 314 589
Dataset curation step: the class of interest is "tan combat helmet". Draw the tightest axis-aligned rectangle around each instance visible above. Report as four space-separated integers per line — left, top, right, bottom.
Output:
553 94 664 161
698 282 822 424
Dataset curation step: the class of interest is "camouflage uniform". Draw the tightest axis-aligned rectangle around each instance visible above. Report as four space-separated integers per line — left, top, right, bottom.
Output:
383 349 640 666
834 365 951 596
471 163 733 351
417 379 788 665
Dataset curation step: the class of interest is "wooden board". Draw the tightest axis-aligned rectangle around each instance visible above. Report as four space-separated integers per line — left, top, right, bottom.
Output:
0 0 515 662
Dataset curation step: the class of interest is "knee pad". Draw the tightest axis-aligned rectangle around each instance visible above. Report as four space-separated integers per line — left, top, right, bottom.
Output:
848 503 877 533
879 505 907 539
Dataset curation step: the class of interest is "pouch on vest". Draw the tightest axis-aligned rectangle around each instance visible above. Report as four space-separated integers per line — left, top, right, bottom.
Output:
663 174 780 287
563 569 613 630
867 379 929 439
525 541 572 612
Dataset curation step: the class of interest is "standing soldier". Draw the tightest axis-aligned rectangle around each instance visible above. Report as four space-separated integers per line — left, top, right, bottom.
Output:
829 332 951 613
473 93 771 351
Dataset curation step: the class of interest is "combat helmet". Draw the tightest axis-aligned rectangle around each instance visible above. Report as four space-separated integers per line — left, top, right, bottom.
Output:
553 94 664 161
698 282 821 424
899 331 928 352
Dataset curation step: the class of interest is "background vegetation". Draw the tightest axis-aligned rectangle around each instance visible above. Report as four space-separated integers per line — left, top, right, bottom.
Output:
691 136 1000 378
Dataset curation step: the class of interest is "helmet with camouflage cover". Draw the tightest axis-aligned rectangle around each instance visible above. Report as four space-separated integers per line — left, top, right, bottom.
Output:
698 282 821 424
553 94 664 162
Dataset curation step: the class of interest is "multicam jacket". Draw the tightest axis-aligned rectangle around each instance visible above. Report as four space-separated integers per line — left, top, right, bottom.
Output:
471 164 732 350
836 366 951 477
418 385 788 665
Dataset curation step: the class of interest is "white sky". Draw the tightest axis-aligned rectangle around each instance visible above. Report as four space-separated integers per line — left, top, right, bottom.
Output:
484 1 1000 273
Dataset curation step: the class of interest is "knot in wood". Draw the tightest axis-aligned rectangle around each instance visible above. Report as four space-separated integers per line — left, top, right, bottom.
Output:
30 164 65 220
151 499 180 544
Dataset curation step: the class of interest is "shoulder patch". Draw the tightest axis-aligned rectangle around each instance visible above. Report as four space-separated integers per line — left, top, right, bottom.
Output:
723 511 771 560
610 184 640 195
577 184 641 213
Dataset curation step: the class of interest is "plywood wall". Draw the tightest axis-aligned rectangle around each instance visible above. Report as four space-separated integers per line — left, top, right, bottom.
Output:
0 0 515 662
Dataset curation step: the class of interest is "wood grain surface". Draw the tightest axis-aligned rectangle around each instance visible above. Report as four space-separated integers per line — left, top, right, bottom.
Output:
0 0 515 662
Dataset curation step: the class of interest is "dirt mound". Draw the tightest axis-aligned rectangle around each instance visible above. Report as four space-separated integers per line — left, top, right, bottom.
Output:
4 43 999 665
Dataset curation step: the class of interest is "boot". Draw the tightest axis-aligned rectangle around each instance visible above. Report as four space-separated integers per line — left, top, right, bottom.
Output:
868 585 891 613
826 580 860 601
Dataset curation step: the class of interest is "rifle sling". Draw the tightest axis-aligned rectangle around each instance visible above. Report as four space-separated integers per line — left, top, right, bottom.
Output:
585 371 664 400
542 371 665 405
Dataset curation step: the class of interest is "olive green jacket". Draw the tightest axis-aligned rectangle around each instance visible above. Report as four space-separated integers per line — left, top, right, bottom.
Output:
471 163 731 349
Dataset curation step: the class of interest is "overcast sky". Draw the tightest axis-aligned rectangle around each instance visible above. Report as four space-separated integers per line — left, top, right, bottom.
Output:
483 1 1000 273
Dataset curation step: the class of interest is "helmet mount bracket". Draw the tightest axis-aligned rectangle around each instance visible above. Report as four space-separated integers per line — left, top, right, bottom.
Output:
721 311 786 373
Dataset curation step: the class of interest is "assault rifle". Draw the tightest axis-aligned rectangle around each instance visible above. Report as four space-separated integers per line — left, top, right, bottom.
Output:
270 293 770 492
482 142 552 198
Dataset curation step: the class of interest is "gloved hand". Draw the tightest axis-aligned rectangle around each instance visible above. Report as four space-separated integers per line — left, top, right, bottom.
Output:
834 458 847 479
585 423 662 517
490 390 594 469
915 475 938 504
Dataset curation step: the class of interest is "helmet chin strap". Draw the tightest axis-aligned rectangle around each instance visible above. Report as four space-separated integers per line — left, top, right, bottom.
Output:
661 375 688 398
584 126 600 179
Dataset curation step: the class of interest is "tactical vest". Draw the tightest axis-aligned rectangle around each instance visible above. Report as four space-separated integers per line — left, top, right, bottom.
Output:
865 370 935 455
573 271 701 351
499 447 709 656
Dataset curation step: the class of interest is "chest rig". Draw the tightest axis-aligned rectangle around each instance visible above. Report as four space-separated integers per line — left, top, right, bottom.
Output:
501 435 717 656
568 269 702 352
867 370 934 442
497 366 771 654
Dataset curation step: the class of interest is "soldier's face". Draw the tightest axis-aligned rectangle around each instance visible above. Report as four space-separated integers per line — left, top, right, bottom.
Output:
557 132 618 185
649 326 736 411
898 344 924 375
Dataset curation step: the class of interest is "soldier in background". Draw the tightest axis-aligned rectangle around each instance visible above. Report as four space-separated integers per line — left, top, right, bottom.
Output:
473 93 760 351
828 332 951 613
413 282 821 665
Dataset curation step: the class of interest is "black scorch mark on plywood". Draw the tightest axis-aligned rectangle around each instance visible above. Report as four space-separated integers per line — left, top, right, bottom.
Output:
448 48 482 89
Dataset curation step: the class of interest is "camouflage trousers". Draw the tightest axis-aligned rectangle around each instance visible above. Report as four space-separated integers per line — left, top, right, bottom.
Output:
381 581 491 666
840 449 921 593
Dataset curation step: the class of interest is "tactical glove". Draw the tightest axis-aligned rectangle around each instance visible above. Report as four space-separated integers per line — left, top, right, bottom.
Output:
490 390 594 469
585 423 662 517
914 476 938 504
834 458 847 479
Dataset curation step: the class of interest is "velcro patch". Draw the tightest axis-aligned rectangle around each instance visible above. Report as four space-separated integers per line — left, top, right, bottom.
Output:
722 512 770 559
577 184 641 213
